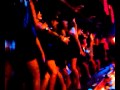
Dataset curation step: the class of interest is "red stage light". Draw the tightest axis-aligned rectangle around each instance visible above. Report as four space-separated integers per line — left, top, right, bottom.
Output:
109 5 115 24
103 0 109 15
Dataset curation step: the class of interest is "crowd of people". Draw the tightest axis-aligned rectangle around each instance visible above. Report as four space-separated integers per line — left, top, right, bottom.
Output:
5 0 115 90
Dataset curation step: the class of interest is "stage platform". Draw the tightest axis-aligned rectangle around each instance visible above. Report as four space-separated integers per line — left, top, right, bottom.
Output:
87 63 115 90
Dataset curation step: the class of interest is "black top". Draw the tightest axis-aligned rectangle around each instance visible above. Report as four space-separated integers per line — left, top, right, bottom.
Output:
68 31 80 54
36 30 58 51
78 34 86 44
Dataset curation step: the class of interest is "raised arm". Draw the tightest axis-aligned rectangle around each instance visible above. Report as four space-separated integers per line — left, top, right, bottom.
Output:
69 27 85 56
29 0 69 44
60 0 84 13
89 33 95 60
72 18 77 32
60 0 75 11
29 0 37 26
29 0 45 30
36 36 45 62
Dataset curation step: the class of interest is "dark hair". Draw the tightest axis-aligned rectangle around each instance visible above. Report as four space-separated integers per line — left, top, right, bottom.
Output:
87 35 90 47
51 17 59 22
68 21 75 31
79 35 86 44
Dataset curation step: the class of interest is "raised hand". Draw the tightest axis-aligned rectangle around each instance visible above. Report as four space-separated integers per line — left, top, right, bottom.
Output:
43 22 48 28
80 50 86 56
73 5 84 13
60 36 70 45
72 18 76 23
90 33 95 41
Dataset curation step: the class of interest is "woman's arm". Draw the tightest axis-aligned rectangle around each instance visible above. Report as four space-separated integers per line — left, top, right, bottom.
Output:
60 0 84 13
89 33 94 60
29 0 69 44
61 29 66 36
69 27 85 56
29 0 38 26
72 18 77 32
29 0 46 30
60 0 75 11
36 37 45 62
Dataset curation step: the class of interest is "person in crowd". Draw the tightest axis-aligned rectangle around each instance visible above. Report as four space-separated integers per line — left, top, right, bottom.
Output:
93 36 109 68
93 37 101 71
29 1 69 89
5 0 44 90
57 19 72 89
78 34 92 79
99 37 109 67
88 33 98 74
40 16 67 90
5 0 115 89
60 18 83 89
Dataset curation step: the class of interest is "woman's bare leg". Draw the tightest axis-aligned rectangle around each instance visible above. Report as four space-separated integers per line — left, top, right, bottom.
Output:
62 68 71 89
71 58 81 89
57 67 66 90
82 62 91 79
27 59 40 90
5 61 12 90
96 59 101 71
47 60 58 90
41 72 50 90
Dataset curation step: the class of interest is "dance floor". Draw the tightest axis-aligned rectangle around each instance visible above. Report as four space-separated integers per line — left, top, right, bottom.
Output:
7 63 115 90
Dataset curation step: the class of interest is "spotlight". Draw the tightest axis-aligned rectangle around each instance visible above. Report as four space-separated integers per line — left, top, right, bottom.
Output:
101 87 105 90
113 37 115 43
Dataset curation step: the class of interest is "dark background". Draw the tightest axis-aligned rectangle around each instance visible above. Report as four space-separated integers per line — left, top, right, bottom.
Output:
37 0 116 36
